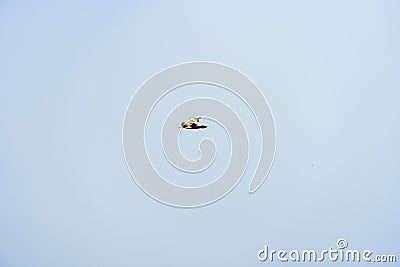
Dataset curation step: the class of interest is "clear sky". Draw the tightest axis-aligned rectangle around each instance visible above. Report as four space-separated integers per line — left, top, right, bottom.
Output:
0 1 399 266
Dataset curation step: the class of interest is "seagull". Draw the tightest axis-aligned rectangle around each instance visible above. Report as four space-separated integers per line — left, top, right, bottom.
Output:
180 117 207 129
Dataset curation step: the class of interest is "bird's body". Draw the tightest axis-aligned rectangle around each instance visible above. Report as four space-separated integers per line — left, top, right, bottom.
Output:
180 117 207 129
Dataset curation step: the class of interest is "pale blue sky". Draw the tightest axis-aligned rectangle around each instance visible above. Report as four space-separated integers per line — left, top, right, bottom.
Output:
0 1 399 266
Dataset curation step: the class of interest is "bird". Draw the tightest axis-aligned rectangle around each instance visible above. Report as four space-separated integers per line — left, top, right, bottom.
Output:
180 117 207 129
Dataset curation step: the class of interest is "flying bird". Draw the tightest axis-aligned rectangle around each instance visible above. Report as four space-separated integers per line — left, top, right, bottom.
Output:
180 117 207 129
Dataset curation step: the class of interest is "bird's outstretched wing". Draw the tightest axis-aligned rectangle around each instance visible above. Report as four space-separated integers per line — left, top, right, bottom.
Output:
187 117 200 124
